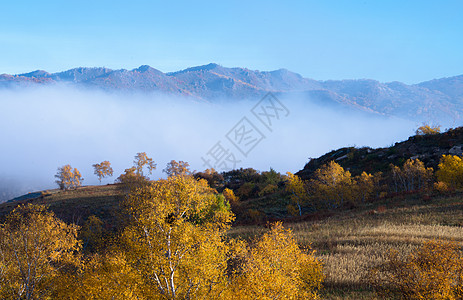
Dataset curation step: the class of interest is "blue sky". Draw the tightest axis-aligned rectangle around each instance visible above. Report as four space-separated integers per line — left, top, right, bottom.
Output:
0 0 462 83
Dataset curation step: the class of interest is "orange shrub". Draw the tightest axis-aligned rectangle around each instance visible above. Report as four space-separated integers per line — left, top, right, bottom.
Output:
370 240 463 299
226 222 324 299
434 181 450 193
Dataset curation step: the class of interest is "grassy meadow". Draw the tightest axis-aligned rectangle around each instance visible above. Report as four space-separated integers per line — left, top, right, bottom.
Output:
229 193 463 299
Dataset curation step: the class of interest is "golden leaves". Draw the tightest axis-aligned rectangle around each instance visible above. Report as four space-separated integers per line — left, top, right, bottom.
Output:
391 158 434 192
0 204 81 299
226 222 324 300
55 164 84 190
92 160 114 183
122 175 234 299
436 155 463 189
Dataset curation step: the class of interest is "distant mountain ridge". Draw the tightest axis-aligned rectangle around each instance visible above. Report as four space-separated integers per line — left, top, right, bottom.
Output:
1 63 463 123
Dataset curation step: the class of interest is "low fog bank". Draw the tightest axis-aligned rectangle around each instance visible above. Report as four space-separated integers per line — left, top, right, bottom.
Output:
0 85 419 202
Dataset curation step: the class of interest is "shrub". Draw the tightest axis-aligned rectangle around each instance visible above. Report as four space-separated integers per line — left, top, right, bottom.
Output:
246 209 265 223
370 240 463 299
434 181 451 193
226 222 324 299
416 124 441 135
223 188 239 206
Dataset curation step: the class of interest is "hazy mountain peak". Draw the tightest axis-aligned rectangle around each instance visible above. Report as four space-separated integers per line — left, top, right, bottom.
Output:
170 63 222 75
134 65 159 73
18 70 51 78
417 74 463 99
198 62 220 70
52 67 114 82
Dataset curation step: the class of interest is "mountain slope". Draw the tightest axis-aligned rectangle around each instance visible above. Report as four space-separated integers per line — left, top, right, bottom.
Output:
1 64 463 123
296 127 463 180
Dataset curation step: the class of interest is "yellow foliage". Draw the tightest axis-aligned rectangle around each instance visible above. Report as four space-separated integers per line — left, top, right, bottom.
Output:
0 204 81 299
371 240 463 299
55 164 84 190
310 161 354 208
76 252 145 300
116 166 142 185
354 171 375 202
116 153 156 190
226 222 324 299
436 154 463 189
416 124 441 135
391 158 434 192
285 172 308 215
93 160 114 183
134 152 156 178
434 181 450 193
79 215 105 252
223 187 239 206
122 175 234 299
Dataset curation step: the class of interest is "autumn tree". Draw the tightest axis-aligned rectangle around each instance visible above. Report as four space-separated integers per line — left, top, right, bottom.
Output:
310 161 354 208
116 167 138 184
93 161 113 183
0 204 81 299
116 152 156 186
285 172 309 216
222 187 239 206
163 160 192 177
134 152 156 179
416 123 441 135
390 158 433 192
354 171 375 203
227 222 324 299
436 154 463 189
121 175 234 299
55 164 83 190
75 252 145 300
79 215 105 253
259 168 282 197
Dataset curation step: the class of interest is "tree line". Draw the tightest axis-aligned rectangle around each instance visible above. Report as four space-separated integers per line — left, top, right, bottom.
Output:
55 149 463 223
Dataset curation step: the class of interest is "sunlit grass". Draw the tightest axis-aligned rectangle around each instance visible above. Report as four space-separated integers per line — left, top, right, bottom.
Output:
229 194 463 299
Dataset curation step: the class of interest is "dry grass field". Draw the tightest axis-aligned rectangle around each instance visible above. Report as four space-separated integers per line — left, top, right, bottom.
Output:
229 194 463 299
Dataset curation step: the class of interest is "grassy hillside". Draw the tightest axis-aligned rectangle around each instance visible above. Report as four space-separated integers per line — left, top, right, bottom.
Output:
297 127 463 179
230 192 463 299
0 184 123 226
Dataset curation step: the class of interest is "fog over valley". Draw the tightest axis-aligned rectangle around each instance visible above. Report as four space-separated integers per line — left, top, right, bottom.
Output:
0 85 418 201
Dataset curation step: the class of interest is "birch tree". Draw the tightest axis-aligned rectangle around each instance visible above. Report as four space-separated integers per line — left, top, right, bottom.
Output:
122 175 234 299
0 204 80 299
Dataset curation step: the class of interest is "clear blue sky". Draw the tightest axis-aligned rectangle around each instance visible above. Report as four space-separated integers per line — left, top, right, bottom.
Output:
1 0 462 83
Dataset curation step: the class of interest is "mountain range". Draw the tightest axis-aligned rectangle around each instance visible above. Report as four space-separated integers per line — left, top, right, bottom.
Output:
1 63 463 123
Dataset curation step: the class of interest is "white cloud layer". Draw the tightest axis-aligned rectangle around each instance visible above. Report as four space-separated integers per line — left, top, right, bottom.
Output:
0 85 417 201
